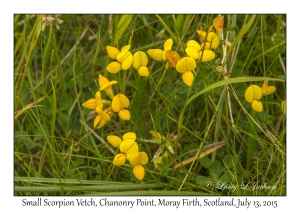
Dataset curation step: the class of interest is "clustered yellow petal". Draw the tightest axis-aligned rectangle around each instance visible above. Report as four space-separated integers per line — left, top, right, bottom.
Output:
111 94 131 120
245 85 263 112
244 81 276 113
132 51 149 77
197 27 207 43
82 91 111 128
185 40 215 62
245 85 262 103
99 74 117 99
190 22 221 67
165 50 181 68
130 152 149 180
148 39 174 64
175 57 196 87
94 107 111 129
106 45 133 74
261 80 276 96
107 132 136 148
82 74 130 129
82 91 103 110
109 132 149 180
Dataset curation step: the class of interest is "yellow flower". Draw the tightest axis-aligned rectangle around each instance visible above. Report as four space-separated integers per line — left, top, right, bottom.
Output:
251 100 263 112
165 50 181 68
281 100 286 114
132 165 145 181
82 92 110 129
148 39 173 61
113 154 127 166
123 132 136 141
106 46 120 59
132 51 149 77
213 16 224 33
147 49 164 61
120 140 139 160
98 74 117 99
82 91 103 110
130 152 149 180
245 85 262 103
149 130 163 144
94 107 110 129
213 15 224 40
107 132 136 148
185 40 215 62
111 94 131 120
245 85 263 112
118 109 131 120
107 135 122 147
130 151 148 165
201 32 219 50
197 27 207 43
112 140 139 166
106 45 133 73
106 62 122 74
197 25 220 49
261 80 276 96
175 57 196 87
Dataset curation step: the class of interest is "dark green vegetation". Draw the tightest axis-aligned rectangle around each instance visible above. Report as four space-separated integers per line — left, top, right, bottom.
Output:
14 14 286 195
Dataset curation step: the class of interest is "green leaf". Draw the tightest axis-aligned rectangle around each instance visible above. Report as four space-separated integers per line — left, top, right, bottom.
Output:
33 125 49 141
175 15 185 34
223 154 234 168
224 15 256 64
196 176 212 186
15 131 39 149
199 156 211 168
209 160 224 180
156 15 178 42
277 74 286 81
114 15 133 46
175 14 193 38
219 173 229 182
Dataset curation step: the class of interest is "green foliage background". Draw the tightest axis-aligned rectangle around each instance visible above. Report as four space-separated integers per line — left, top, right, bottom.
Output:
14 14 286 196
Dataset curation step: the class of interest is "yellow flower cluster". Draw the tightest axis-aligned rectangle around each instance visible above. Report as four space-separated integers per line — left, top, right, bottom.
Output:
245 80 276 112
107 132 149 180
146 16 222 87
82 74 131 129
147 39 181 69
104 16 223 87
106 45 150 77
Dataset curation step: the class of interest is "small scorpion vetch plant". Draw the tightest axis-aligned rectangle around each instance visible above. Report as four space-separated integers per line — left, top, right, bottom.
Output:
14 14 286 196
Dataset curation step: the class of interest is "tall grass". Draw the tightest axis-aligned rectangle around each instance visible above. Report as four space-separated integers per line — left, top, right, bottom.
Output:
14 14 286 195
